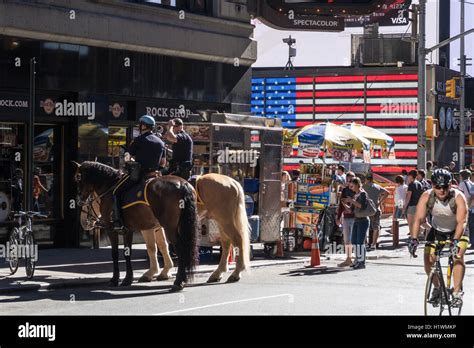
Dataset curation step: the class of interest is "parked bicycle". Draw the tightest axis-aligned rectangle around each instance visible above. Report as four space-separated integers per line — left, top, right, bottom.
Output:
8 211 44 279
421 240 464 316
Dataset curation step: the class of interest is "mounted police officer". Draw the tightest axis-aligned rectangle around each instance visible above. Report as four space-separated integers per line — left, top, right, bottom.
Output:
164 118 193 180
112 115 165 229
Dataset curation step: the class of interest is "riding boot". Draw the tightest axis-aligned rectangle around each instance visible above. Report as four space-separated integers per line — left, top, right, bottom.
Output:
112 196 125 232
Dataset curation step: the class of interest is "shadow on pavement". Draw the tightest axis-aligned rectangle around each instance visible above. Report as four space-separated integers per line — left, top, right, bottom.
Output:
0 278 229 304
280 266 350 277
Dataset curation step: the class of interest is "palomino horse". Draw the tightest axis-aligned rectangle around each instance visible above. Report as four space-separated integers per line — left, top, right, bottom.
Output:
189 173 251 283
74 161 198 291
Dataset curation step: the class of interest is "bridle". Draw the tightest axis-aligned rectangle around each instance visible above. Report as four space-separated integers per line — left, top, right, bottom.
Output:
77 176 122 231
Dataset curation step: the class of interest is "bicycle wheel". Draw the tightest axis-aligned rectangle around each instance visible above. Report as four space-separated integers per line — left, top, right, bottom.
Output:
8 228 20 275
424 271 444 315
24 230 36 279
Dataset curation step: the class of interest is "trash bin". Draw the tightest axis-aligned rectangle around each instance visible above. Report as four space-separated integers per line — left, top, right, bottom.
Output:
245 195 254 216
248 215 260 242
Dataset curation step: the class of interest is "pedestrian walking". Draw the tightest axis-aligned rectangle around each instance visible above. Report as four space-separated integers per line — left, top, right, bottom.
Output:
459 169 474 248
393 175 407 224
342 177 370 270
336 171 355 267
426 161 433 180
417 169 432 191
403 170 424 237
363 173 389 250
401 169 408 185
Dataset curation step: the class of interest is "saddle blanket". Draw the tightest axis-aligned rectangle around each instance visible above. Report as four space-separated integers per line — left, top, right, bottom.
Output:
113 176 153 209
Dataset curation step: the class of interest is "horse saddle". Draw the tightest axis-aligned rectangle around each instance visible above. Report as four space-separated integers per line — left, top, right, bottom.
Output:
113 174 157 209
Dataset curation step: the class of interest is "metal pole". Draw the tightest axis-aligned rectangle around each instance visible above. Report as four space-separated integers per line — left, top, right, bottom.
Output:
459 0 466 170
417 0 426 169
27 57 36 212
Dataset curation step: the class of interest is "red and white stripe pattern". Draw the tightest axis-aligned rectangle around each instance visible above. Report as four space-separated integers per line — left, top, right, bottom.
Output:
253 73 419 175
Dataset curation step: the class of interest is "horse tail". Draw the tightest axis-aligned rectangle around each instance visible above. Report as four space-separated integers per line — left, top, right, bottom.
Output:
234 180 251 271
178 182 198 283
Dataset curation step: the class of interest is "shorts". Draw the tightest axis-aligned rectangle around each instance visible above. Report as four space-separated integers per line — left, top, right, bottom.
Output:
406 205 417 215
424 228 470 255
369 209 381 231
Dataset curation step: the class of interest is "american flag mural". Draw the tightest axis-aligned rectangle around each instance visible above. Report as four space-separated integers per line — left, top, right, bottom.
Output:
251 72 418 175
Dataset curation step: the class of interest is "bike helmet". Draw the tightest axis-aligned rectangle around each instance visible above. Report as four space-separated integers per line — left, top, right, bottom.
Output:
139 115 156 127
431 168 452 186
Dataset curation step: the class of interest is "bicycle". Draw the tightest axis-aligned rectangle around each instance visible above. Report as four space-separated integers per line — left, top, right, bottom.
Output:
421 240 464 316
8 211 45 279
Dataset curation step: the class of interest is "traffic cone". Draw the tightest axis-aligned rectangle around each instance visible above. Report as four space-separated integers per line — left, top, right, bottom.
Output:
306 229 327 269
310 233 321 266
228 245 235 264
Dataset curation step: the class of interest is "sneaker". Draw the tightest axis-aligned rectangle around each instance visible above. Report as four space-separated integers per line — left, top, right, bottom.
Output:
451 292 463 308
429 287 441 304
349 261 358 268
352 262 366 270
338 259 352 267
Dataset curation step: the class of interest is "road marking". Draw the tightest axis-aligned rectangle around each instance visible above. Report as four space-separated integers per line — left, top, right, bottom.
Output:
153 293 293 315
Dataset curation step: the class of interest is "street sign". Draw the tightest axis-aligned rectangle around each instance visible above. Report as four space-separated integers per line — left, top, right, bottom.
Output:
453 109 473 117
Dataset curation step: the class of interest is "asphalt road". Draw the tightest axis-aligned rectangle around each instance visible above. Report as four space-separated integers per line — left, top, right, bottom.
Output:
1 249 473 315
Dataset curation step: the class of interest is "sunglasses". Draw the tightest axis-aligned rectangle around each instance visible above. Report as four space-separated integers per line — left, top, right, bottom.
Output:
434 184 449 190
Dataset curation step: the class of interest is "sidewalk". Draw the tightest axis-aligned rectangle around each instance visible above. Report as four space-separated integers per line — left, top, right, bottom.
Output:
0 217 411 294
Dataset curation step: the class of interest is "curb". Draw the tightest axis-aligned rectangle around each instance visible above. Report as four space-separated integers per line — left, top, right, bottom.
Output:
0 258 307 295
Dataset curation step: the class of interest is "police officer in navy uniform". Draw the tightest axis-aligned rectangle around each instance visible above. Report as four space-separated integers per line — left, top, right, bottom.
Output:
164 118 193 180
112 115 165 229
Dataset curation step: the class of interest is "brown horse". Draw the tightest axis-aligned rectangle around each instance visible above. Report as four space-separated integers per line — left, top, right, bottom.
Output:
74 161 198 292
189 173 251 283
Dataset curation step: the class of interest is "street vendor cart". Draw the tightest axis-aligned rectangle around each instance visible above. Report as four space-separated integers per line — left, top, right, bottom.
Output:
158 112 283 257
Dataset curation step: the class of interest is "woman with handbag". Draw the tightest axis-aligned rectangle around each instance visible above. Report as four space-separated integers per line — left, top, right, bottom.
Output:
342 177 376 270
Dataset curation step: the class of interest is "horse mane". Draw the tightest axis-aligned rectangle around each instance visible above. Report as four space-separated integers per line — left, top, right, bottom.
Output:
80 161 121 188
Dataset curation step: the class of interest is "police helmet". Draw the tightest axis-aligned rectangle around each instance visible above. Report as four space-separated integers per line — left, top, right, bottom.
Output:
139 115 156 127
431 169 452 186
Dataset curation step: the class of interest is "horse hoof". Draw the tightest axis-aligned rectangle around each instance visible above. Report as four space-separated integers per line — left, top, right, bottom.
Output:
206 276 222 283
226 275 240 283
170 284 184 292
137 275 153 283
120 279 133 287
156 274 170 281
108 279 120 287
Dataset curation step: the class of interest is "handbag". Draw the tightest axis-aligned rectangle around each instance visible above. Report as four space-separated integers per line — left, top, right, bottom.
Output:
354 193 377 218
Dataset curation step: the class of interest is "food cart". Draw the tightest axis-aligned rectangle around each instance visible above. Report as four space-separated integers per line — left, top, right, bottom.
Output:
157 112 283 258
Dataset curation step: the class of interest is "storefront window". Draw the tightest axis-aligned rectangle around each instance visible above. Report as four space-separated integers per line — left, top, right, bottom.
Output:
0 123 25 223
107 126 127 170
33 125 61 219
78 122 108 162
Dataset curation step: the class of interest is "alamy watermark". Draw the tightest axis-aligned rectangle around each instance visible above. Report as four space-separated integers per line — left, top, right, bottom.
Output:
216 147 258 168
381 99 417 115
0 242 38 262
40 98 95 120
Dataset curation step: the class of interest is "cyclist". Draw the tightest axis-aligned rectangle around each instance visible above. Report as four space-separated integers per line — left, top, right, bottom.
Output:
409 169 470 307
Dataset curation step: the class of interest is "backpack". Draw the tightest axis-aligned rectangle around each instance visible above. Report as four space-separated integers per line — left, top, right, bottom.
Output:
426 189 457 214
354 193 377 218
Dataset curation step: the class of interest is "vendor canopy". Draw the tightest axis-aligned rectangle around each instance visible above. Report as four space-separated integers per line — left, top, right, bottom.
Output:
292 122 371 152
341 122 395 151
